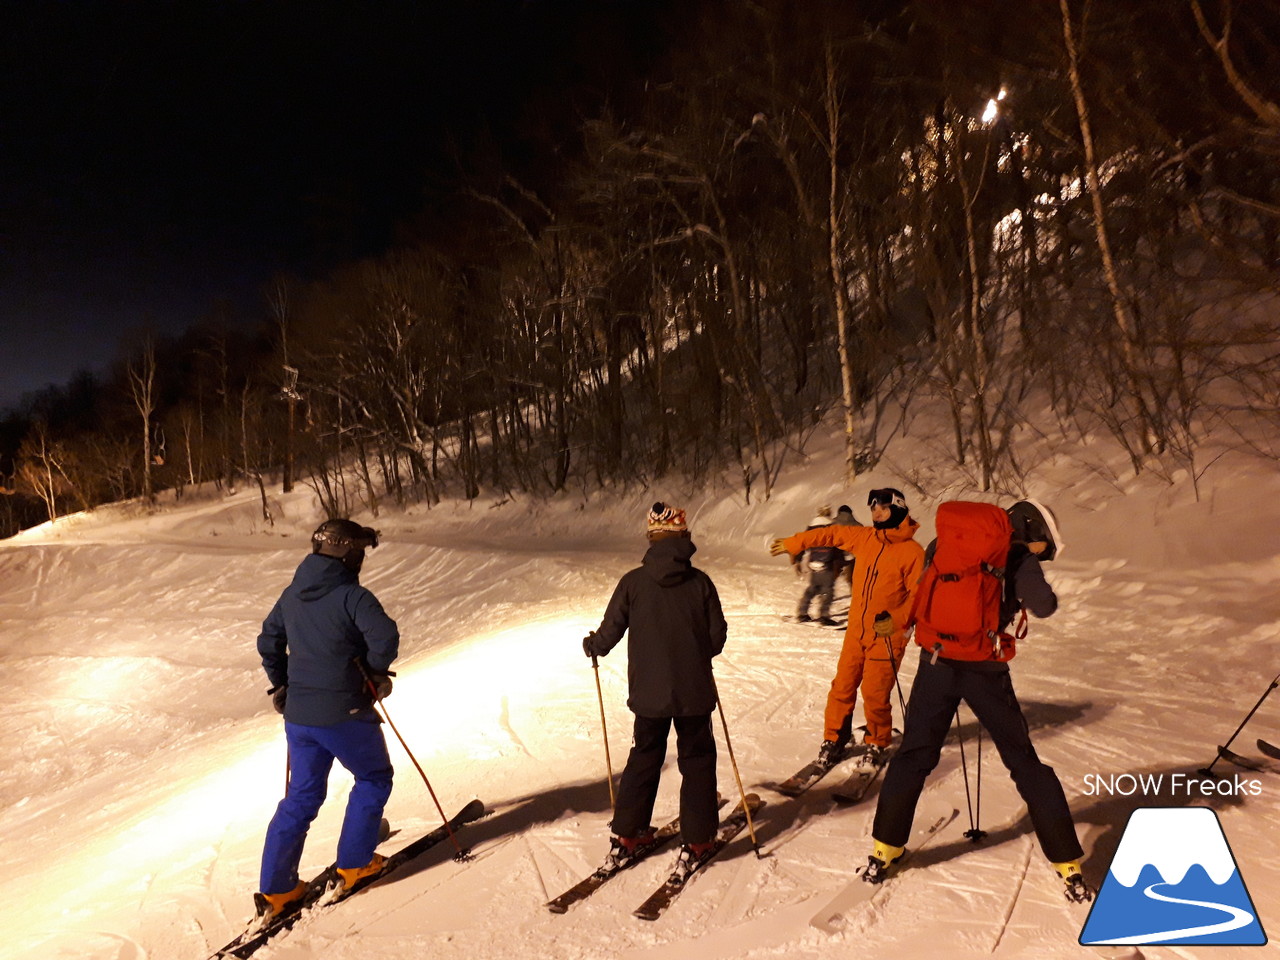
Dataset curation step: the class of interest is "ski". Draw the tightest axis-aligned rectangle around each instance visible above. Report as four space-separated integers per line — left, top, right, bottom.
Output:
1220 745 1280 774
208 798 485 959
781 615 846 629
1259 739 1280 761
809 803 959 934
830 751 889 804
631 793 765 921
545 797 728 914
769 745 856 797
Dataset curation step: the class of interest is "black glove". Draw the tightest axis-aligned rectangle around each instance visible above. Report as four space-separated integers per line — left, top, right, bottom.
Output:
268 685 287 715
583 633 600 658
873 611 895 638
370 673 393 700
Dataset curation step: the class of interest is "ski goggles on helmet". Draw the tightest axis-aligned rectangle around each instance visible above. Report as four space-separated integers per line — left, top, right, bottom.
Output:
867 488 907 510
312 521 380 551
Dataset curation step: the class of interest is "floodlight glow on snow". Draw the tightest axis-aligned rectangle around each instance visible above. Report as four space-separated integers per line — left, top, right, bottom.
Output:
387 616 599 743
7 721 288 956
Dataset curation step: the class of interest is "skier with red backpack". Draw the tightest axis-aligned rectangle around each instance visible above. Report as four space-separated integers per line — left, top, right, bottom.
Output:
863 499 1091 902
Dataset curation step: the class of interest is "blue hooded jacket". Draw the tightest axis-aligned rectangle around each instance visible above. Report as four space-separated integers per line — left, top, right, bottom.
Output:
257 553 400 726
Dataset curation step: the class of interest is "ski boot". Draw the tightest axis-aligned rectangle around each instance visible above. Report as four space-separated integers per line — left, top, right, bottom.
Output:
795 613 813 623
816 617 839 627
862 839 904 884
857 743 887 768
670 841 716 883
335 852 387 891
252 880 308 922
1053 860 1094 903
603 828 658 872
817 739 845 767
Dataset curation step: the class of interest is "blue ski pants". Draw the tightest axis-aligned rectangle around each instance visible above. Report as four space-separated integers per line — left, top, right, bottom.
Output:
259 718 394 894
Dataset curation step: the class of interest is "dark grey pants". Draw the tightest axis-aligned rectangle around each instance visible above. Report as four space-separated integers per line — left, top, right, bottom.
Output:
798 566 838 619
873 650 1083 863
612 714 718 845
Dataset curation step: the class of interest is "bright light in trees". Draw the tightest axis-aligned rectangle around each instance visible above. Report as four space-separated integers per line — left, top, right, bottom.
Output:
982 87 1008 125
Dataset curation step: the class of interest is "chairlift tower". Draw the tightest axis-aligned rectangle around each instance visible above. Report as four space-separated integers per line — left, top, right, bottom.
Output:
281 365 302 493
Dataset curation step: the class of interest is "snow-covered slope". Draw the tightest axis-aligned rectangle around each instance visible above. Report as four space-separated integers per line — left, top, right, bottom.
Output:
1 423 1277 960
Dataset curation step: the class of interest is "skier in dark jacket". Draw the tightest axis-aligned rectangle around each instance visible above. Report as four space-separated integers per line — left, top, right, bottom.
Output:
254 519 399 919
867 499 1091 902
583 501 728 875
832 504 859 590
793 509 845 626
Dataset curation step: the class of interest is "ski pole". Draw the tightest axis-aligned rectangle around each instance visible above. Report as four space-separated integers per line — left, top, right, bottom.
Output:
354 660 472 861
880 631 909 719
971 723 987 842
1200 671 1280 776
712 676 764 859
591 654 617 811
954 708 985 842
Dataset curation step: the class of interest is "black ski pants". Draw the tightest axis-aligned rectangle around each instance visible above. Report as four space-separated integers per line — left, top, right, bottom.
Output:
612 713 718 845
873 649 1083 863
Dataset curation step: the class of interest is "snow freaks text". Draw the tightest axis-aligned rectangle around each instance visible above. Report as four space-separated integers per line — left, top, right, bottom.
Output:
1082 773 1263 797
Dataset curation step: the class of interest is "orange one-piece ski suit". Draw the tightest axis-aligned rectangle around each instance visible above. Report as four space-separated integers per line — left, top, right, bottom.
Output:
780 518 924 747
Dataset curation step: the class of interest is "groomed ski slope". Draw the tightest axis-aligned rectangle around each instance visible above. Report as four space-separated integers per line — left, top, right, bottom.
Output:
1 425 1277 960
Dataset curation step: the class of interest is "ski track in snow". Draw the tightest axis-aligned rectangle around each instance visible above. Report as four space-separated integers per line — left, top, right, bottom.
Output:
0 464 1277 960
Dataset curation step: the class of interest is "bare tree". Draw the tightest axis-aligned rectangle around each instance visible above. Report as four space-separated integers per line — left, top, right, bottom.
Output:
127 337 158 505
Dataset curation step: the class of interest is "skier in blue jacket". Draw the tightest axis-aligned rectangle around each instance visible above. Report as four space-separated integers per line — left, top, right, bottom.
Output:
254 519 399 919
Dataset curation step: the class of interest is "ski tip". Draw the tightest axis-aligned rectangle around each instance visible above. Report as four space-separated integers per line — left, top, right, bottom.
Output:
546 901 568 915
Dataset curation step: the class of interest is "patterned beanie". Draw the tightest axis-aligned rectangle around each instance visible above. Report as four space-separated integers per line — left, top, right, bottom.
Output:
647 501 688 533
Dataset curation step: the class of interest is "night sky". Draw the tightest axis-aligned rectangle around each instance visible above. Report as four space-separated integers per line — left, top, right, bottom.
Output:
0 0 673 412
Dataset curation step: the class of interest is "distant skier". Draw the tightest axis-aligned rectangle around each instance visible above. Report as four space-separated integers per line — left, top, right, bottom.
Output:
793 507 844 627
583 501 728 876
770 487 924 767
831 503 860 592
254 519 399 919
865 499 1092 902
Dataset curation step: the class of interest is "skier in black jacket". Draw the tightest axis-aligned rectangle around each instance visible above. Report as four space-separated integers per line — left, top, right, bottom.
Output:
583 501 728 874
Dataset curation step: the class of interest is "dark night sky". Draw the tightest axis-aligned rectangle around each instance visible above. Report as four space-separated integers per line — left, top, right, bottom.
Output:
0 0 672 413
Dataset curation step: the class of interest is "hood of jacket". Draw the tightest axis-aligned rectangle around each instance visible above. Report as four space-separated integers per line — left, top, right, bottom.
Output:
641 535 698 587
292 552 359 601
877 515 921 544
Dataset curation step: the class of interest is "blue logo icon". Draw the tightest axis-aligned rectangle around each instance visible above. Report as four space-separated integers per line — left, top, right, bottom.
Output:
1079 807 1267 946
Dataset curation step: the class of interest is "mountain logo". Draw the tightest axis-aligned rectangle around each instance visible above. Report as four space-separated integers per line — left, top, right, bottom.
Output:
1079 807 1267 946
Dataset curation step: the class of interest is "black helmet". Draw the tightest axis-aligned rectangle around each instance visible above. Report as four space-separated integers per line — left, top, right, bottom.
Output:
868 487 909 530
311 518 380 562
1007 499 1063 561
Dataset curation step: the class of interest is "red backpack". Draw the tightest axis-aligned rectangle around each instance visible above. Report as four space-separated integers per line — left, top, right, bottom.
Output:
910 501 1014 662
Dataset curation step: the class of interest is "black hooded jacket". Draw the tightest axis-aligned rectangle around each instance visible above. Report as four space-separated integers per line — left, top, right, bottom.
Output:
587 536 727 717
